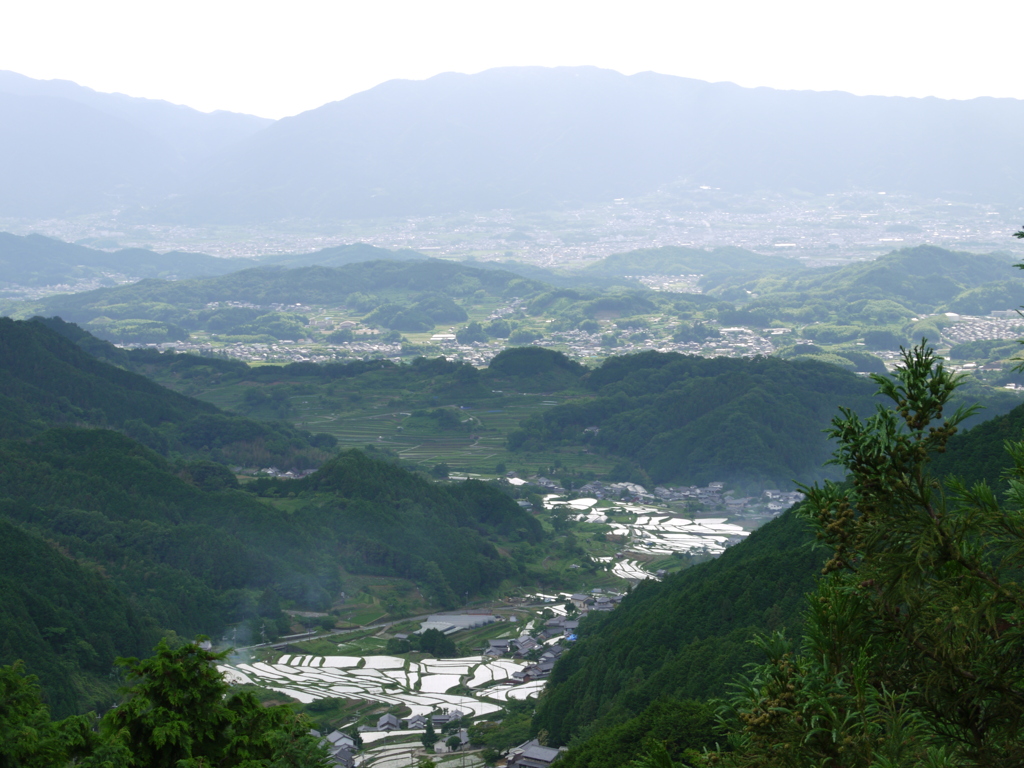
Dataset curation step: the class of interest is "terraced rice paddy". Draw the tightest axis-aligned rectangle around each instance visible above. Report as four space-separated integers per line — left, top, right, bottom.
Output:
362 742 486 768
611 559 657 580
614 512 748 556
544 496 750 562
218 654 540 716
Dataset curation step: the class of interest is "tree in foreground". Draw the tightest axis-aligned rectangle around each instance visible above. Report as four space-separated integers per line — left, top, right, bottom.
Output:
0 661 82 767
715 343 1024 767
101 639 328 767
0 639 328 767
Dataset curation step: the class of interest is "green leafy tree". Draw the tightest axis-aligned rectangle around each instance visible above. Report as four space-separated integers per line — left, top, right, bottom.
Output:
456 322 488 345
717 343 1024 766
0 661 81 767
422 718 438 749
99 638 328 767
446 734 462 751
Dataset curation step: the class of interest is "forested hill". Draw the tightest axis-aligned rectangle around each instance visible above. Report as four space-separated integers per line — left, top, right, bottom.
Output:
721 245 1024 324
35 259 548 327
0 515 153 717
0 316 329 468
929 398 1024 490
0 232 432 293
508 351 880 490
533 509 822 746
533 373 1024 762
258 242 426 269
0 232 258 290
0 319 549 716
0 431 541 715
580 245 797 285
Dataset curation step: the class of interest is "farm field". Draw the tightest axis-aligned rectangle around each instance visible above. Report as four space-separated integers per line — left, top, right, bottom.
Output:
544 495 753 576
219 653 539 716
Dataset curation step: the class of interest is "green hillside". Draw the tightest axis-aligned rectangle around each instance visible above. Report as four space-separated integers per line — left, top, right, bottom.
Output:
0 231 257 291
581 245 797 285
0 517 153 717
535 354 1024 764
532 508 821 746
0 232 433 295
259 242 426 268
928 398 1024 490
37 259 547 322
0 316 329 468
0 428 546 713
728 245 1024 326
509 351 880 490
0 318 553 714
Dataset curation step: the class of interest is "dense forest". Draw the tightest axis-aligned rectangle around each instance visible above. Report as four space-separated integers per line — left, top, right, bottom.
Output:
537 351 1024 766
508 351 881 489
0 318 547 716
0 316 331 468
532 509 821 746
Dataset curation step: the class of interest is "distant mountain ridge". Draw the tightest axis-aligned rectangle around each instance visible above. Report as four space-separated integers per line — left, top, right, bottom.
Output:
0 70 271 161
33 258 549 326
0 232 430 292
172 67 1024 221
4 66 1024 220
0 70 269 217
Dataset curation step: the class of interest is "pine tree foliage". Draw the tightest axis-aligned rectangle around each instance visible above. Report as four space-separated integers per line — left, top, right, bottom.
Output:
716 343 1024 767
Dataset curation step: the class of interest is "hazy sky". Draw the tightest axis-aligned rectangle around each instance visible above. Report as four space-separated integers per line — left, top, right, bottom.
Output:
1 0 1019 119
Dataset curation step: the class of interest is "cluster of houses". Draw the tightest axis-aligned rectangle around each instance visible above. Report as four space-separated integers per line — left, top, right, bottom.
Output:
313 728 359 768
314 711 567 768
314 709 472 767
567 591 621 613
481 615 587 683
365 709 467 734
506 740 566 768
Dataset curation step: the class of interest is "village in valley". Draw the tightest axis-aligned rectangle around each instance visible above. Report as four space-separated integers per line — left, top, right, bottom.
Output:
219 471 801 768
222 605 601 768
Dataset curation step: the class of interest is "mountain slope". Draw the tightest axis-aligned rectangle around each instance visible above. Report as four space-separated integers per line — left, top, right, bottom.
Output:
581 245 796 280
6 67 1024 220
171 66 1024 221
0 69 271 161
35 259 549 328
0 319 548 715
0 316 330 467
0 91 178 217
0 232 258 291
0 70 271 217
508 352 880 490
535 372 1024 753
533 508 822 745
0 516 153 718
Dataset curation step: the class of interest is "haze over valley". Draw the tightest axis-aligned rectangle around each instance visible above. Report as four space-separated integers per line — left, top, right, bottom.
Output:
5 10 1024 765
